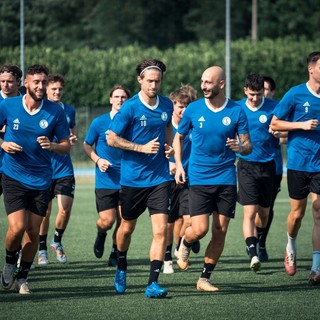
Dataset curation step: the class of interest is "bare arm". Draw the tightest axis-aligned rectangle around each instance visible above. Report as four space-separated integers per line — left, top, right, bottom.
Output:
69 125 78 145
37 136 71 154
270 115 319 131
172 132 186 184
83 141 111 172
164 122 174 158
107 130 160 154
226 133 252 156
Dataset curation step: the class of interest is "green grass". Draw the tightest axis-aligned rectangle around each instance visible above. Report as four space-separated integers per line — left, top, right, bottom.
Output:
0 178 318 319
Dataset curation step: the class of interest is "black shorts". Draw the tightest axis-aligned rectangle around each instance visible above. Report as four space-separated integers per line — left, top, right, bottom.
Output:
287 169 320 200
120 182 170 221
95 188 120 212
2 174 51 217
189 185 237 218
50 176 75 200
237 159 275 207
168 181 189 223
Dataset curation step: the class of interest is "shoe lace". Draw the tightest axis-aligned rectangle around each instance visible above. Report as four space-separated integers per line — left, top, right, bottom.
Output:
287 252 296 266
118 271 126 285
56 244 65 257
181 245 191 261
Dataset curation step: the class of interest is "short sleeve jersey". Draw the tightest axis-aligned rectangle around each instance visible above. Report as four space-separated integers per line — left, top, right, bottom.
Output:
273 83 320 172
84 112 122 189
169 120 192 181
178 98 248 186
51 102 76 179
109 92 173 187
236 97 278 163
0 95 70 189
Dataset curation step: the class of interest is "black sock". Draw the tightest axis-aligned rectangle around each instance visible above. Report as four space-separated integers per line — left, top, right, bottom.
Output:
148 260 163 285
183 238 193 248
39 234 48 251
164 244 173 261
16 261 33 280
256 227 264 247
5 248 20 265
200 262 216 279
117 250 127 271
246 236 258 259
110 244 117 258
259 209 274 248
54 228 65 243
98 231 107 238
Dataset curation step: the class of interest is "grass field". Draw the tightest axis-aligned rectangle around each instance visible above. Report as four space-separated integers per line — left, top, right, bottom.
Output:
0 177 319 319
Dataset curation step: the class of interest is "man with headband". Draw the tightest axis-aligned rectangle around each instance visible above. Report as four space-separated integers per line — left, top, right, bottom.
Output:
108 58 174 298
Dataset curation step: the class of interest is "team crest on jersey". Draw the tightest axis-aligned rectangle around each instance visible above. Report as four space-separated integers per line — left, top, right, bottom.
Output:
222 117 231 126
259 114 267 123
39 119 49 129
161 112 168 121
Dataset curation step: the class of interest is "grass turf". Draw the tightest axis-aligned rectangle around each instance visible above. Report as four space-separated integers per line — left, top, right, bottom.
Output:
0 178 318 319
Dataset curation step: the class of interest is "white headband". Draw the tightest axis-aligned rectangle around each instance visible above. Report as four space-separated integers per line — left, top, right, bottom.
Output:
139 66 162 76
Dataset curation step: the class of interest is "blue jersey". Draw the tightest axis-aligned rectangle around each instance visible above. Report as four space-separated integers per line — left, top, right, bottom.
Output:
0 93 5 173
273 83 320 172
0 95 70 189
109 92 173 187
84 112 122 189
51 102 75 179
169 119 192 181
236 97 278 163
178 98 249 186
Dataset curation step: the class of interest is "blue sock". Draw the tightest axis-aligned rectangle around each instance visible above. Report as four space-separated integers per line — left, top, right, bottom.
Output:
311 251 320 273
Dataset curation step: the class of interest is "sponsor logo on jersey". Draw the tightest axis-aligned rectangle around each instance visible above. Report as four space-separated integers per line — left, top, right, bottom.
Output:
303 101 310 113
198 116 205 128
140 115 147 126
13 118 20 130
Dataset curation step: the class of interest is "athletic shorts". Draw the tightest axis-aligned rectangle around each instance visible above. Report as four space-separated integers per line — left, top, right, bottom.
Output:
2 173 51 217
168 180 189 223
50 176 75 200
120 181 170 221
287 169 320 200
95 188 120 213
237 159 275 207
189 185 237 218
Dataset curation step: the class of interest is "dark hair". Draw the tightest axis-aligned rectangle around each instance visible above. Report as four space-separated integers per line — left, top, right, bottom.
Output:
0 64 23 82
136 59 166 78
26 64 49 76
263 76 276 91
47 73 65 86
169 84 197 105
109 84 131 98
245 73 264 91
307 51 320 65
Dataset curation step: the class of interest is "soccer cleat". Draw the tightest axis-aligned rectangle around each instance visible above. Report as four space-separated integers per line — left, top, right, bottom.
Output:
284 250 296 276
163 260 174 274
145 282 168 298
114 269 126 294
176 236 191 271
15 278 31 294
258 247 269 262
38 250 50 265
1 263 17 290
191 240 201 254
108 254 118 267
93 233 106 259
50 241 67 263
174 248 178 258
308 271 320 286
250 256 261 272
196 278 219 292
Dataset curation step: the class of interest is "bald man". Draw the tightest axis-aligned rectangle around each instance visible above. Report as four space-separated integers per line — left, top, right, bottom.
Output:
173 66 252 292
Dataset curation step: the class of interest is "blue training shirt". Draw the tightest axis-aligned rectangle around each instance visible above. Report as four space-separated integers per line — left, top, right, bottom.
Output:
109 92 173 188
273 83 320 172
178 98 249 186
51 102 75 179
236 97 278 163
84 112 122 189
0 95 70 189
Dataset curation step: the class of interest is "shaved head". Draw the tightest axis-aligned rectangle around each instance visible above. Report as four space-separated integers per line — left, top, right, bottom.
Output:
201 66 226 101
202 66 225 82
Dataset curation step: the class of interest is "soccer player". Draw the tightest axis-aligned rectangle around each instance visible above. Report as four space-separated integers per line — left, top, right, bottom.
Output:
163 84 198 274
174 66 252 291
38 74 77 265
236 73 282 272
83 85 130 266
0 64 71 294
107 59 174 298
270 51 320 285
257 76 285 262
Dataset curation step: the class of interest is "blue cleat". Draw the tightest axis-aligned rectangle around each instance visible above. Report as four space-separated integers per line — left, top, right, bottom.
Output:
114 269 126 294
145 282 168 298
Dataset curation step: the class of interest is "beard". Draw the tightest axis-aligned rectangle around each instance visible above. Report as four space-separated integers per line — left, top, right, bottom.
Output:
28 88 45 102
204 86 219 99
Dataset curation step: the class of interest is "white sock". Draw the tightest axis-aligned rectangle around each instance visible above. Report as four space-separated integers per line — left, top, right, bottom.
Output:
286 233 297 254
